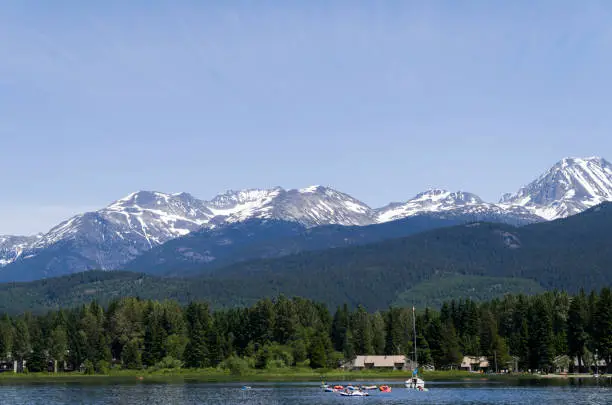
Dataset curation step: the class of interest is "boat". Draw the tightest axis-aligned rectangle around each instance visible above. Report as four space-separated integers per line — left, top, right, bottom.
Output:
405 376 426 390
333 385 344 390
405 306 427 391
340 390 369 396
362 385 378 390
325 387 336 392
378 385 391 392
241 385 252 390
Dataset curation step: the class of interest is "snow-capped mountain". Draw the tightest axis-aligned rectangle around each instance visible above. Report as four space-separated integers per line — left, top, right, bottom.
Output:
375 189 541 226
0 192 215 277
0 186 375 277
208 186 372 227
501 157 612 220
2 155 612 281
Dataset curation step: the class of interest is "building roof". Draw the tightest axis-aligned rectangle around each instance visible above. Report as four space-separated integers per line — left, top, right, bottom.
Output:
352 355 406 368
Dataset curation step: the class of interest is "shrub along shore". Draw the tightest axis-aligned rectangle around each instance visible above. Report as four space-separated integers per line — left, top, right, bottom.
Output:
0 369 538 382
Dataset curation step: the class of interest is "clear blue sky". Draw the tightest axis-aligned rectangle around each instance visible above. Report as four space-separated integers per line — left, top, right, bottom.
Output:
1 1 611 235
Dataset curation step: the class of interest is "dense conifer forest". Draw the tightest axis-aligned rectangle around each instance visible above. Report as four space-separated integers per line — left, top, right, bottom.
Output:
0 289 610 374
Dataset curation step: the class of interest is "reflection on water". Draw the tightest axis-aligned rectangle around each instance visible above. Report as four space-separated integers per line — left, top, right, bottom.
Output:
0 379 610 405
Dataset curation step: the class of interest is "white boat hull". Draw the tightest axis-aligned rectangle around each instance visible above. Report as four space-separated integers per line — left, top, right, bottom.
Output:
405 377 425 390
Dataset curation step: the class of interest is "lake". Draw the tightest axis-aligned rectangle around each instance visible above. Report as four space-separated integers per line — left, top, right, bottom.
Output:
0 379 610 404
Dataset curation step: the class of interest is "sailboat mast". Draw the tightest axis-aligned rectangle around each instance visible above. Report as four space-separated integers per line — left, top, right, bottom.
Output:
413 306 417 367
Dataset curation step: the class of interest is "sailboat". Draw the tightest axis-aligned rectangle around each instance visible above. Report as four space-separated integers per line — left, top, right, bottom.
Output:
405 306 427 391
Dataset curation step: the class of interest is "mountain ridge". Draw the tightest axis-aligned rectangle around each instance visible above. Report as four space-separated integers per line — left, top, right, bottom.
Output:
1 156 612 281
2 201 612 312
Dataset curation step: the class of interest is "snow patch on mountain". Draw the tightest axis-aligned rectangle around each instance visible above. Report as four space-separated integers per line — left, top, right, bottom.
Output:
215 186 373 227
0 235 41 267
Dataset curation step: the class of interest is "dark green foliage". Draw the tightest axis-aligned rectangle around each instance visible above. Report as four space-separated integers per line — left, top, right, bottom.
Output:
331 305 349 353
27 334 48 372
593 288 612 365
308 332 332 369
0 289 609 374
394 276 544 308
567 291 588 371
184 302 212 368
122 338 142 369
125 216 474 277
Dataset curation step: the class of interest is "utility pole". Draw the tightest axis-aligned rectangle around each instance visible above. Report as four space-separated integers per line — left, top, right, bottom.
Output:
412 306 417 368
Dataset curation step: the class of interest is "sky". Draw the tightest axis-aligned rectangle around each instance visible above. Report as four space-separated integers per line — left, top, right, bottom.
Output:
1 1 612 235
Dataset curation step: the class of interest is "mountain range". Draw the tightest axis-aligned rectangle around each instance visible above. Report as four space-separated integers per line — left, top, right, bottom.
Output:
2 200 611 313
1 156 611 282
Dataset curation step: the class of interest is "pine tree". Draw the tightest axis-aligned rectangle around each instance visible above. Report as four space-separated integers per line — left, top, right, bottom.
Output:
593 288 612 366
528 298 554 372
49 326 68 370
567 291 588 371
308 332 332 369
12 319 31 362
0 316 13 360
371 312 386 355
122 338 142 369
28 333 48 372
331 305 349 353
351 306 373 355
273 295 298 346
184 302 211 368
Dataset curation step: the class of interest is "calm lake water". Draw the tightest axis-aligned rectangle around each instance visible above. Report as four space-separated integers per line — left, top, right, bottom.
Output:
0 379 610 404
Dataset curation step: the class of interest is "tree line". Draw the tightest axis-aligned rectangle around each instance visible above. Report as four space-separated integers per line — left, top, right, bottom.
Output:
0 288 610 374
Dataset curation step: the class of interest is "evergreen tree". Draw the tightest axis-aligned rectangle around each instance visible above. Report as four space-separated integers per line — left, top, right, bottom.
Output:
27 333 48 372
528 298 554 372
49 326 68 370
351 306 373 355
122 338 142 369
308 332 332 369
0 316 13 360
273 295 299 346
12 319 31 362
184 302 211 368
593 288 612 365
331 305 349 352
567 291 588 371
249 299 275 346
384 308 404 355
371 312 386 355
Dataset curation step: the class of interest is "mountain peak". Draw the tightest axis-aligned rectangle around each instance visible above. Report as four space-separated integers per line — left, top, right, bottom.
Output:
375 189 498 223
502 156 612 220
559 155 606 165
412 189 484 204
298 185 323 193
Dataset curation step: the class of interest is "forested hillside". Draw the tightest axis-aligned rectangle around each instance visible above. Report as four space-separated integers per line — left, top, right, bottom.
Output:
1 203 611 313
198 202 612 308
124 215 472 277
1 289 610 374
